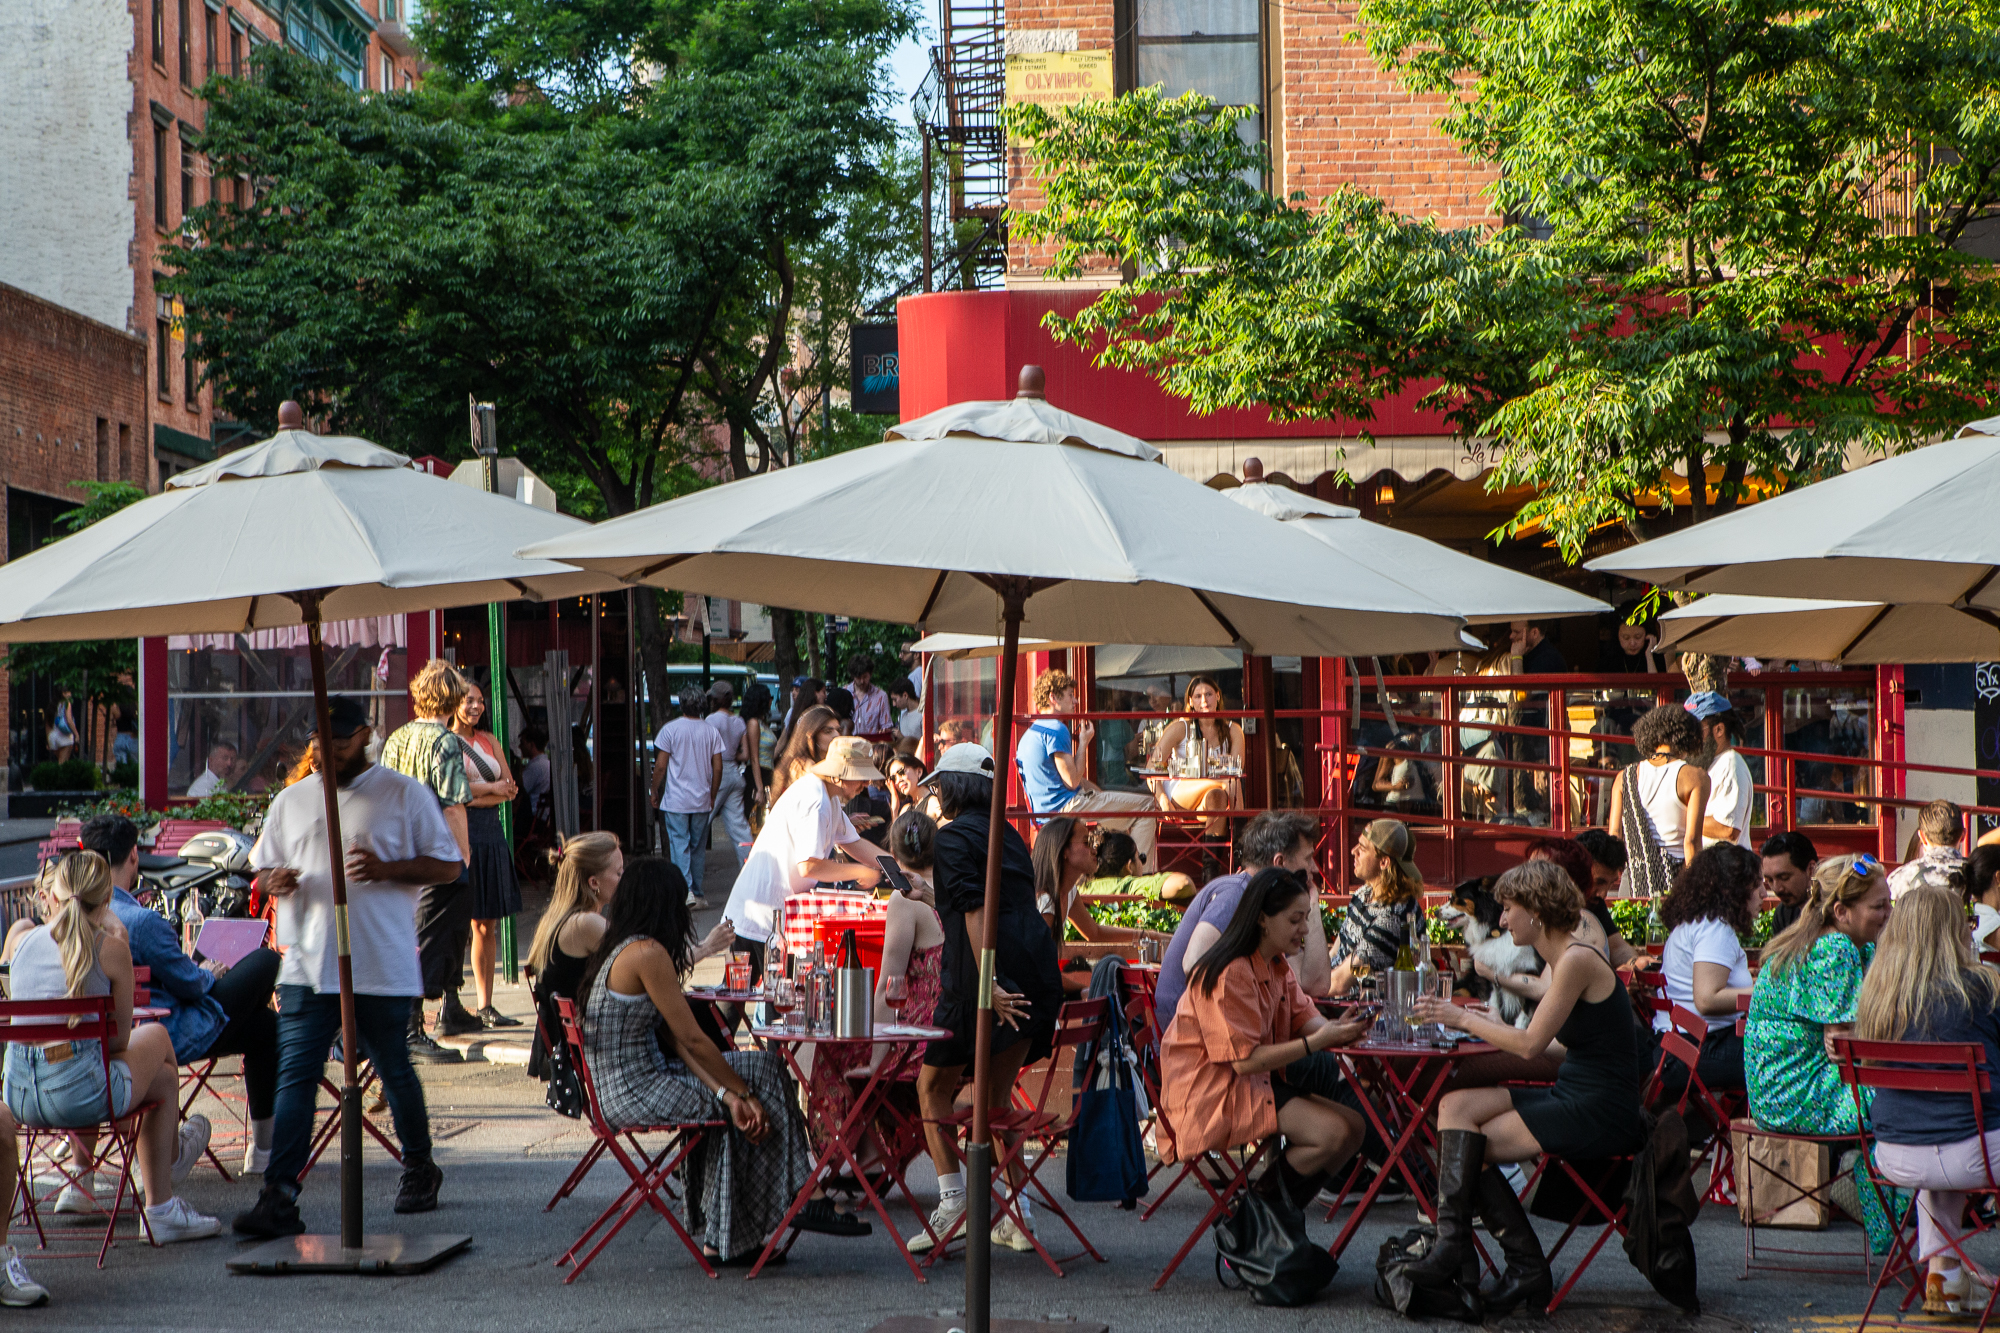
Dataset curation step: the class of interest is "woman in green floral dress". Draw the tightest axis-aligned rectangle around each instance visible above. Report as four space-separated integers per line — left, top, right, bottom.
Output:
1745 853 1895 1248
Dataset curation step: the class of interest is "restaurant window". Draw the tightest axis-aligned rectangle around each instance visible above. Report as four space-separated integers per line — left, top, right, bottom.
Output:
1089 645 1245 794
167 623 411 797
930 656 997 754
1124 0 1267 158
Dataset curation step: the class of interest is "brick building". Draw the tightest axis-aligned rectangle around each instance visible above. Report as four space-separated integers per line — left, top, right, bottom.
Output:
0 0 422 796
0 281 153 792
0 0 424 480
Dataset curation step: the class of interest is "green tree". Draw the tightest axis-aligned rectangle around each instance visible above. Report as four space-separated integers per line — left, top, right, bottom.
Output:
1012 0 2000 559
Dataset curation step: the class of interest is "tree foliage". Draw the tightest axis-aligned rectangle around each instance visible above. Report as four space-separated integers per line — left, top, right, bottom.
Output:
6 481 149 717
1012 0 2000 558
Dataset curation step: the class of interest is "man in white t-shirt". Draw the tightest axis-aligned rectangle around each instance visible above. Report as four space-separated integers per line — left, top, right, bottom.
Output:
651 685 726 905
722 737 889 977
1687 692 1753 848
234 696 463 1241
705 681 753 869
891 680 923 744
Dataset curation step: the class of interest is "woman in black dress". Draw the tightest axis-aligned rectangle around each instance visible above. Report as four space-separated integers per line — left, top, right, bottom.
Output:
1405 859 1647 1314
453 683 526 1028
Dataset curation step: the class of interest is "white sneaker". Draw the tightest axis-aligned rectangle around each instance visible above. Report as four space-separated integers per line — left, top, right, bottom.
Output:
52 1183 100 1216
144 1195 222 1244
0 1246 46 1307
906 1194 966 1254
172 1114 211 1185
991 1215 1037 1252
242 1142 271 1176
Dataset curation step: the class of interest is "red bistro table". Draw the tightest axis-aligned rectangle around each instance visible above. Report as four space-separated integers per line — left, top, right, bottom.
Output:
743 1022 950 1281
1325 1036 1494 1261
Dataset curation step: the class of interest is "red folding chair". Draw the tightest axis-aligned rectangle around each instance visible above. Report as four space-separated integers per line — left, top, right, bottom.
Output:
552 998 721 1282
1118 968 1239 1222
1837 1037 2000 1331
1659 1004 1744 1206
2 997 163 1266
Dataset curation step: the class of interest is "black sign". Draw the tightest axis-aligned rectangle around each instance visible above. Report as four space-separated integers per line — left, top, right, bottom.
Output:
1978 664 2000 838
850 323 899 416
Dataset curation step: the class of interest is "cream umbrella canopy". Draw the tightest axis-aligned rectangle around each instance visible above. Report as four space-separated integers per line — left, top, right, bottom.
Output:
1224 466 1611 624
1585 432 2000 610
1655 594 2000 663
520 366 1471 1333
0 405 623 1272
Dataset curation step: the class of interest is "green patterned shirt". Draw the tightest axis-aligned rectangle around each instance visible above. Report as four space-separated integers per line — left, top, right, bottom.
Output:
379 719 470 810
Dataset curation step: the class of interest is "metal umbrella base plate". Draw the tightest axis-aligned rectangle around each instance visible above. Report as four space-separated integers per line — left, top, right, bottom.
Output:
228 1233 472 1275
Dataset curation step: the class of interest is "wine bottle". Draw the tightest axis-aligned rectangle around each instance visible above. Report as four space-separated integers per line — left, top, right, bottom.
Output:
1394 917 1417 971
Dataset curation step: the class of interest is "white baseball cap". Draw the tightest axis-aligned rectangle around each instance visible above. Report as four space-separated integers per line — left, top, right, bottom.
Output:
919 742 995 786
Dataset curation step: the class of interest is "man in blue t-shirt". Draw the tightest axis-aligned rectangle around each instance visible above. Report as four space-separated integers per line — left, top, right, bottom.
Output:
1014 669 1160 867
1153 809 1332 1025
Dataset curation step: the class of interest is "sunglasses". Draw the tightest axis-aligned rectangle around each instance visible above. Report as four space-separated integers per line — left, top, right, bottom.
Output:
1850 854 1881 877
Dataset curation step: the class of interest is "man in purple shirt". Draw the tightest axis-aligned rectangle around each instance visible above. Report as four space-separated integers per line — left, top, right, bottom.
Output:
1154 810 1331 1025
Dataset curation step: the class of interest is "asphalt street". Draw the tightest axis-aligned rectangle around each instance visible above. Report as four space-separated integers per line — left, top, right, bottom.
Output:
0 839 1912 1332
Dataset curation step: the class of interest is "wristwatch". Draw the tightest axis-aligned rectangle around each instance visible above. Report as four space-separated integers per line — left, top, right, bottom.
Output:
714 1084 733 1106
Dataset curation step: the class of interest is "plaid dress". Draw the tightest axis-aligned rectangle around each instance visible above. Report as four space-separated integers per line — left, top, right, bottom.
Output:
583 939 813 1260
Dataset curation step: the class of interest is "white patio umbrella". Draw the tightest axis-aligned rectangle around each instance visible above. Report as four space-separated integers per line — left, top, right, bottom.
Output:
1655 594 2000 663
0 405 621 1273
520 367 1471 1333
1226 473 1611 624
1586 432 2000 611
906 632 1081 658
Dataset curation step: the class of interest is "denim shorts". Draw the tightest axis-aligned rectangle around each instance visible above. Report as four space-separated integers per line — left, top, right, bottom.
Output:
3 1040 132 1128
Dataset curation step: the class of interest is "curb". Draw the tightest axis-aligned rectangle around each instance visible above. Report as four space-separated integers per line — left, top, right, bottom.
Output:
437 1034 532 1066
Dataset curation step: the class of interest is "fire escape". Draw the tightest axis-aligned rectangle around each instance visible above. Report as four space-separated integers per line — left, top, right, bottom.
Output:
915 0 1008 289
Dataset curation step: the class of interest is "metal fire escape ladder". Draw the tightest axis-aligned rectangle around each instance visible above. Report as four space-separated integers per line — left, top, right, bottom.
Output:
916 0 1008 289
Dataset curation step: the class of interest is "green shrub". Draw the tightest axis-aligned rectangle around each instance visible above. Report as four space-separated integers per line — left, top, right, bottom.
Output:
109 761 138 789
26 762 59 791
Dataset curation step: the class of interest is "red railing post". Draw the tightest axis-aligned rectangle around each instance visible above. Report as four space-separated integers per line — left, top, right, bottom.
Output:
1552 686 1570 835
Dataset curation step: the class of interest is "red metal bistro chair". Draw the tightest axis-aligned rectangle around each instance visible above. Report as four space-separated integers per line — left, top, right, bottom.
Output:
552 998 721 1283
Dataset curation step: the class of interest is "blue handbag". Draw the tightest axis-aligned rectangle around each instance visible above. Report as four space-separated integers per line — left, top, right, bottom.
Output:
1066 1006 1150 1204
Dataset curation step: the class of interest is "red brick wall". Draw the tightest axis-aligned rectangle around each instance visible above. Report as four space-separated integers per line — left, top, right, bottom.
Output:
0 279 150 781
1004 0 1498 276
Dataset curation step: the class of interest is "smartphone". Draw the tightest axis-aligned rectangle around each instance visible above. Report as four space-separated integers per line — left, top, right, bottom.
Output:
876 855 914 896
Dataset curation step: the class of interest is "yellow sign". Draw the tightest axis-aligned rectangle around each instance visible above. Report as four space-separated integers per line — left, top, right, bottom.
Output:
1004 49 1113 124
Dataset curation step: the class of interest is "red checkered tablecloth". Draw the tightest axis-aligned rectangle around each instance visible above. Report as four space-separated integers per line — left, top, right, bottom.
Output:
777 891 888 960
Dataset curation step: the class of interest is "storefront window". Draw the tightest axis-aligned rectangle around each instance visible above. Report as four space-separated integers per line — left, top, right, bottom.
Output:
1090 644 1244 794
166 621 409 797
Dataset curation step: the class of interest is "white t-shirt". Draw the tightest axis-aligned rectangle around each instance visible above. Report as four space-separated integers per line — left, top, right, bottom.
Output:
187 767 225 798
251 765 461 997
706 709 747 763
1704 750 1754 848
723 774 857 943
1974 902 2000 953
1657 916 1751 1033
654 716 726 814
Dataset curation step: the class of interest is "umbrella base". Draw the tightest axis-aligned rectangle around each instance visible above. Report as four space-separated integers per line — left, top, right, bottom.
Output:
868 1318 1108 1333
227 1232 472 1275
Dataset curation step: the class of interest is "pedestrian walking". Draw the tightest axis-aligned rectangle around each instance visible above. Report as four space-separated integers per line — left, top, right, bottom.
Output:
652 685 725 906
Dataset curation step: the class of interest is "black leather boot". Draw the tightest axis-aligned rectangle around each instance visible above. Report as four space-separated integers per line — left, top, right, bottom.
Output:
1475 1165 1552 1315
1403 1129 1485 1287
1277 1152 1326 1209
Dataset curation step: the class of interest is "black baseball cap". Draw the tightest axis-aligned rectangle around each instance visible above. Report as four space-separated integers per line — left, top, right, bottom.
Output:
326 696 370 738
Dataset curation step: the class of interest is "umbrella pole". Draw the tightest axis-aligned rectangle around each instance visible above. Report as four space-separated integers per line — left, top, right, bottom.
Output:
967 581 1028 1333
302 597 365 1250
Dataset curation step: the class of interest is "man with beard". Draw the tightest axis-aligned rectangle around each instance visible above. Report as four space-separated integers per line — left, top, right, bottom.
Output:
1759 830 1818 935
232 696 464 1238
1687 691 1753 849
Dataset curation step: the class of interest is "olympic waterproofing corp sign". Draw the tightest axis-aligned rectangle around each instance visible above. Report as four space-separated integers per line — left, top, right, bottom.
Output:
1004 50 1112 139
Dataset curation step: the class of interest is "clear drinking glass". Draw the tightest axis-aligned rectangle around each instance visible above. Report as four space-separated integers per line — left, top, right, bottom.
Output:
768 975 797 1031
883 974 908 1017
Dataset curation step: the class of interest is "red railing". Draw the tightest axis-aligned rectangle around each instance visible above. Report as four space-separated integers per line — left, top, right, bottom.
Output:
954 665 1982 891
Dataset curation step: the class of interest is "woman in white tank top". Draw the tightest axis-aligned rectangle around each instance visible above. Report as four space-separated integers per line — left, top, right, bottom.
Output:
1605 704 1711 874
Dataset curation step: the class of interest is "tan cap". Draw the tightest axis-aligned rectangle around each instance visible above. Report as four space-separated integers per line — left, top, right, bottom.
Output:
811 735 884 783
1363 818 1424 886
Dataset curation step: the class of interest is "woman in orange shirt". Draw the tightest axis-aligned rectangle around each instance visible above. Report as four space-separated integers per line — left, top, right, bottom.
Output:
1160 868 1369 1206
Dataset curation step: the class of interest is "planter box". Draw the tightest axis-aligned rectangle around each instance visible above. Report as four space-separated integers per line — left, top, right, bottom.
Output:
9 792 100 819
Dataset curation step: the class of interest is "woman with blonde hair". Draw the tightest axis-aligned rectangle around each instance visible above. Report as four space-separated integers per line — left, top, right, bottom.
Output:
769 705 840 804
1330 819 1426 995
1745 852 1895 1248
1148 675 1245 839
1859 887 2000 1315
1405 859 1649 1314
1 853 219 1242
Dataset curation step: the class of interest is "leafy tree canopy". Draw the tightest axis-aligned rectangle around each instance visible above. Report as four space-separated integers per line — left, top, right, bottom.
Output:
1012 0 2000 559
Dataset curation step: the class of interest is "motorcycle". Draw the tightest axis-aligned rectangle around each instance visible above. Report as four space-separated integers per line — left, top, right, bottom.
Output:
136 827 256 936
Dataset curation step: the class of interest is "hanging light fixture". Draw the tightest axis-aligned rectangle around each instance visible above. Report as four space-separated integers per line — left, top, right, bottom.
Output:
1375 475 1397 508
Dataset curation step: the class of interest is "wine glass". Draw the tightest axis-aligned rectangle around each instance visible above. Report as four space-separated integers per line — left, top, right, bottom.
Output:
768 975 797 1031
883 974 908 1022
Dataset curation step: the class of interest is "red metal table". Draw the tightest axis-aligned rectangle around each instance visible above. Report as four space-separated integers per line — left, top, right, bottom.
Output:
743 1022 949 1281
1325 1036 1494 1261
